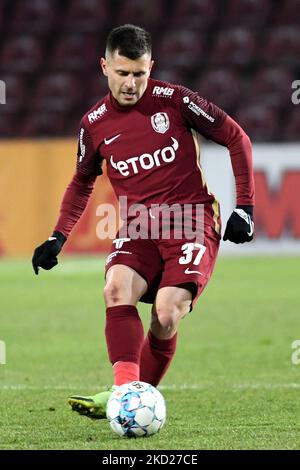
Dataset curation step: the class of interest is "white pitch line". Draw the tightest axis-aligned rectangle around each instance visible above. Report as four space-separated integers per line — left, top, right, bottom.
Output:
162 383 300 390
0 383 299 391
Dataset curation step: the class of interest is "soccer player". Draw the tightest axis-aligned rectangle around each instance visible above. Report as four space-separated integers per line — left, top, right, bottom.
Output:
32 25 254 419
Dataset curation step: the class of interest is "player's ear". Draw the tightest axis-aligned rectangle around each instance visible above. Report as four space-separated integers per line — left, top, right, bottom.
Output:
149 60 154 73
100 57 108 76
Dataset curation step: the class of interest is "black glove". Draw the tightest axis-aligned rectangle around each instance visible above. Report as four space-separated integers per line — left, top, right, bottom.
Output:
223 205 254 244
32 231 66 275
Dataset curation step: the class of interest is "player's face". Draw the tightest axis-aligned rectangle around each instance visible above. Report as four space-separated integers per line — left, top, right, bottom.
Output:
101 51 153 106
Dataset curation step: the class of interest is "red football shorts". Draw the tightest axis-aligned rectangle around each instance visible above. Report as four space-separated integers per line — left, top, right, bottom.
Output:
104 210 221 310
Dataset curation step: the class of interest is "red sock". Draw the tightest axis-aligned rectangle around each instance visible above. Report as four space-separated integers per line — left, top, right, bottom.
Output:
113 361 140 386
105 305 144 385
140 330 177 386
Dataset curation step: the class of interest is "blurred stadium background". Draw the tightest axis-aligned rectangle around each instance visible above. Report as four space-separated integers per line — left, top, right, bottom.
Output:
0 0 300 255
1 0 300 450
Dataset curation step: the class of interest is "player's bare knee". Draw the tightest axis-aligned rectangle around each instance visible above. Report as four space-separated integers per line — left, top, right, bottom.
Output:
103 282 127 306
154 305 180 330
105 265 147 306
154 301 189 329
159 315 177 333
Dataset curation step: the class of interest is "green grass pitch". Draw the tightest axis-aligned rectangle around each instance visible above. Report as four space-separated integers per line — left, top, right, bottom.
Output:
0 256 299 450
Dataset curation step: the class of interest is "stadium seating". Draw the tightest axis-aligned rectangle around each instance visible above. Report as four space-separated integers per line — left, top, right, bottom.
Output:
31 73 81 112
49 34 98 72
236 105 279 141
85 73 110 108
271 0 300 26
0 0 298 140
0 74 26 113
159 29 203 68
21 111 66 137
222 0 271 28
0 35 43 73
262 27 300 66
154 68 187 87
193 68 242 113
63 0 109 32
10 0 58 35
169 0 216 30
209 28 256 67
0 111 16 138
117 0 163 28
245 67 293 108
283 107 300 141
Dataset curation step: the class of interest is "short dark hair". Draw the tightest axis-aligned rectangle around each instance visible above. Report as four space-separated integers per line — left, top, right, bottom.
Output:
106 24 152 60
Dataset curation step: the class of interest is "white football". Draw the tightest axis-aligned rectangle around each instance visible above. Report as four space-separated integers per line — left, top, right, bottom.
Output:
106 381 166 438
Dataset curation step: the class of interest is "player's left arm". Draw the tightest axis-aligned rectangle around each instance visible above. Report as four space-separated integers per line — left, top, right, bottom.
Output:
179 86 254 244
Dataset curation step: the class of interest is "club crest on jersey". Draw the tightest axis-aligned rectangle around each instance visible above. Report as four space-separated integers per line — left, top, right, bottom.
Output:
151 112 170 134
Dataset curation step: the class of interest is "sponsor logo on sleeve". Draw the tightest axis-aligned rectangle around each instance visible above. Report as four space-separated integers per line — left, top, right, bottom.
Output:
78 128 86 162
183 97 215 122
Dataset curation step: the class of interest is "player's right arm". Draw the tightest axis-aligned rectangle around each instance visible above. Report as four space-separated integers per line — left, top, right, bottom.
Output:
32 122 102 275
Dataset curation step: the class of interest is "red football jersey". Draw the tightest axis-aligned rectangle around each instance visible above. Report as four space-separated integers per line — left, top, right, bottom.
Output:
55 78 254 237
